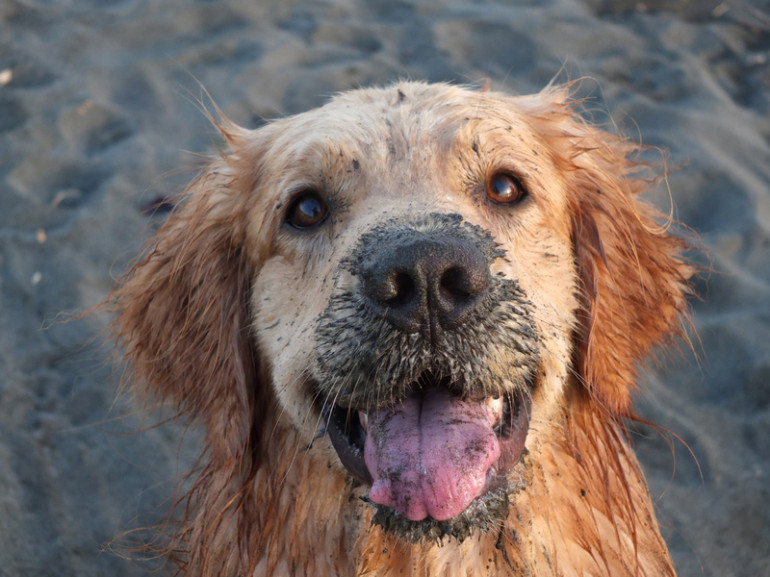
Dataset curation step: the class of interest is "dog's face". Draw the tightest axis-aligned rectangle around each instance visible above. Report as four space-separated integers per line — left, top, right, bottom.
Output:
114 81 692 573
243 83 582 540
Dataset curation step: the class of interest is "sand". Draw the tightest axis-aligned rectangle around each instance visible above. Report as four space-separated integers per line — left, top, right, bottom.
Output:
0 0 768 575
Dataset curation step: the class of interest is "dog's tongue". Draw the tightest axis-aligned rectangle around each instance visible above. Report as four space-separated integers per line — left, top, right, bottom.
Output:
364 388 501 521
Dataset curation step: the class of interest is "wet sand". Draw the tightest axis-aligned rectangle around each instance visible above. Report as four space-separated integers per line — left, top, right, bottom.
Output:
1 1 768 575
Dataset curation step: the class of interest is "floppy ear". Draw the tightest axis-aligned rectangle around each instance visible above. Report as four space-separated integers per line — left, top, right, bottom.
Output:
535 89 693 417
110 125 262 466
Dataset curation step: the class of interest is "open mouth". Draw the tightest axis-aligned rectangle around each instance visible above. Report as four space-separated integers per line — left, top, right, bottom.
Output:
322 372 531 540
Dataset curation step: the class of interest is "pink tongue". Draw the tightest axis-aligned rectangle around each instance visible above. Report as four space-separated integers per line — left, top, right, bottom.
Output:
364 388 500 521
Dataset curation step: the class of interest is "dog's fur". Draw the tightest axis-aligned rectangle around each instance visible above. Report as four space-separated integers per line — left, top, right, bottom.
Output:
111 81 692 576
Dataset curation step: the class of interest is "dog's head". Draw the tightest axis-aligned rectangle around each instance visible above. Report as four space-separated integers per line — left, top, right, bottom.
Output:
112 82 691 548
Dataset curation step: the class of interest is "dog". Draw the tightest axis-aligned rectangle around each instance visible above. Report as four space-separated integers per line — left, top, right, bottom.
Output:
110 81 693 576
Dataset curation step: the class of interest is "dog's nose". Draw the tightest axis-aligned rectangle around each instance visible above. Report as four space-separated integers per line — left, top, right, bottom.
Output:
362 234 491 336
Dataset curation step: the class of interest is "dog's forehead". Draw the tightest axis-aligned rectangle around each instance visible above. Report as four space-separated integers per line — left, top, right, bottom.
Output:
265 82 539 159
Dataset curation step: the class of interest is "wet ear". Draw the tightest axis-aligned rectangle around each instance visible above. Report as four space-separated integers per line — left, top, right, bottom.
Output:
111 130 261 465
538 91 693 416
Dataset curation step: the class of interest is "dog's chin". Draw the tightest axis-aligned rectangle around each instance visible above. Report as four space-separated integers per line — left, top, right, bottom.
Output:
367 476 521 544
319 376 532 543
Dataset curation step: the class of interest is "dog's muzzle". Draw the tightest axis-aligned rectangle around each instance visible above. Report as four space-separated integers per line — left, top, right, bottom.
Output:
315 213 539 541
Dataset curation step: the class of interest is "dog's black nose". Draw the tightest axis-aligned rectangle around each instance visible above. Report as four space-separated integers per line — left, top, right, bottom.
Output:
362 233 491 336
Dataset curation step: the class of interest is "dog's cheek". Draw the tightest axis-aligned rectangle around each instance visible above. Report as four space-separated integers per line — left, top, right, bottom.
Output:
248 257 331 433
495 232 579 425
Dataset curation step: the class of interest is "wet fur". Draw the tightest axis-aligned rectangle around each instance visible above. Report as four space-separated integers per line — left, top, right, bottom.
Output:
110 81 692 576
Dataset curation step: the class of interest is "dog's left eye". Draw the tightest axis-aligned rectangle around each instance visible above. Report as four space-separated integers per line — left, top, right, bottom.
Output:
286 190 329 229
487 172 527 205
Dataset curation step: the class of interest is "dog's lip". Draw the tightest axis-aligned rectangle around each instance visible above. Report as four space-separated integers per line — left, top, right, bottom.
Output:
323 401 372 484
321 381 531 518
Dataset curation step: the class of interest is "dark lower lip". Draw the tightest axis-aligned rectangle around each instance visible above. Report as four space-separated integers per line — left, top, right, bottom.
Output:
495 388 532 473
321 385 532 500
323 402 372 484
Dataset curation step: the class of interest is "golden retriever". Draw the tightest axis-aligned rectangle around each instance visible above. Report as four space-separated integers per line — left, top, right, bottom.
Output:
110 81 693 576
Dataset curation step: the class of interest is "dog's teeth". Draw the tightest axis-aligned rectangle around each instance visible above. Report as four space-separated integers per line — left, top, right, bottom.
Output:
485 396 503 411
485 397 503 426
359 411 369 432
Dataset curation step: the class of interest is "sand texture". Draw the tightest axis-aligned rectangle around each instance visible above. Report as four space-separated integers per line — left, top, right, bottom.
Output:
1 0 768 575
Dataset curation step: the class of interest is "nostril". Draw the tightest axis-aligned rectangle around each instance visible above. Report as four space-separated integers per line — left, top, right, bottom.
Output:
440 266 472 300
365 268 422 335
367 269 417 306
385 270 416 306
439 265 488 303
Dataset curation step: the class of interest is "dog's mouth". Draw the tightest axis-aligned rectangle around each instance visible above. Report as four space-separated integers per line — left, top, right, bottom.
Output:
321 373 531 540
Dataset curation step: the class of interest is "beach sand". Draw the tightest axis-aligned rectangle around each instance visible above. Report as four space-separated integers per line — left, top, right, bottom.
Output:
0 1 768 575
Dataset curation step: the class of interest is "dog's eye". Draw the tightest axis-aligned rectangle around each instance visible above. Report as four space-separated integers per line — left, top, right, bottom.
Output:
487 172 527 205
286 190 328 229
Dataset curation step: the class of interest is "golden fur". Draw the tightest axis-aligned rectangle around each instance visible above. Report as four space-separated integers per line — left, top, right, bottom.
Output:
110 81 692 576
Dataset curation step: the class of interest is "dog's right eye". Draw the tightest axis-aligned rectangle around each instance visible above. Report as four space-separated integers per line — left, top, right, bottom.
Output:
286 190 328 229
486 172 527 205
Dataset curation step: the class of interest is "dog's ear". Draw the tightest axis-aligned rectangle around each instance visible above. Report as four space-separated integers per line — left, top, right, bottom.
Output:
532 88 693 417
110 123 263 466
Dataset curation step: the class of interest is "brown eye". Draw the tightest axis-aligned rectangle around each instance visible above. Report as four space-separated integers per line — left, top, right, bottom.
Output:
286 190 328 229
487 172 527 204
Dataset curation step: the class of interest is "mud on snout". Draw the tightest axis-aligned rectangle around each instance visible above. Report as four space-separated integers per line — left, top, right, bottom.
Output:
314 213 541 543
